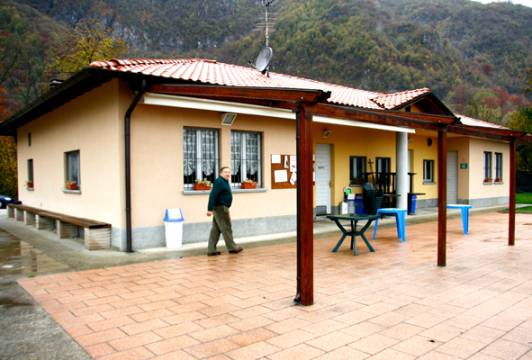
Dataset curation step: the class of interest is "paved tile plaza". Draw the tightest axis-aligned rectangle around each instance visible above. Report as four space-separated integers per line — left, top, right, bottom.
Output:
18 211 532 359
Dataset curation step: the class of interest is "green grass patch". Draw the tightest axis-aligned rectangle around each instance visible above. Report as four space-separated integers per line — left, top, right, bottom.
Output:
516 193 532 204
500 205 532 214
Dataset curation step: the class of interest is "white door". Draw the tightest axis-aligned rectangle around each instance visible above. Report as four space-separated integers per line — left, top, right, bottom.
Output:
447 151 458 204
316 144 332 215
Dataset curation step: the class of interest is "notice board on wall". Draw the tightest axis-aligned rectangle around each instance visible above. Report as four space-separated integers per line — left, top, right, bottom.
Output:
271 154 297 189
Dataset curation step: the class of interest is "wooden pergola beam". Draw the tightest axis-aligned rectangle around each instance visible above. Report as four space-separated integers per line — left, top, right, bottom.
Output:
509 138 516 246
437 127 448 266
313 103 455 131
295 103 314 306
149 84 328 104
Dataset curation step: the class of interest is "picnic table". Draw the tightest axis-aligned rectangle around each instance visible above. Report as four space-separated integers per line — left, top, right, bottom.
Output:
327 214 377 255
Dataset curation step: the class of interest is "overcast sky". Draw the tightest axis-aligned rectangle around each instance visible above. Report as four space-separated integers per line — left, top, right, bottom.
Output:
472 0 532 6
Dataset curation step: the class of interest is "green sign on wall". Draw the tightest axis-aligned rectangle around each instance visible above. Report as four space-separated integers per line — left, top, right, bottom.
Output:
460 163 468 169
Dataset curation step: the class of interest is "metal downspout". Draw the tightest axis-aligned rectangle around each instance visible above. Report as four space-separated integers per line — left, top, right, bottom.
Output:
125 80 147 253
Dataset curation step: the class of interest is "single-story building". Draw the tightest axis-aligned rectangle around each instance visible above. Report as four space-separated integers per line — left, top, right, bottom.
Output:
0 58 524 252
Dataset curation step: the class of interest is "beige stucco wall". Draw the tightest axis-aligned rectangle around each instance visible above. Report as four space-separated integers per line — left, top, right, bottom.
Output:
468 138 510 200
16 80 124 230
311 123 397 207
408 133 439 200
130 104 297 228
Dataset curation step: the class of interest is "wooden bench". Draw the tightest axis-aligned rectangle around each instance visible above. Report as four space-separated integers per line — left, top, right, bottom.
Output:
7 204 111 250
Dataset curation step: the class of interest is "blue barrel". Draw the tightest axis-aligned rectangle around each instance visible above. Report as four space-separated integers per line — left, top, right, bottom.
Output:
355 194 367 214
408 194 417 215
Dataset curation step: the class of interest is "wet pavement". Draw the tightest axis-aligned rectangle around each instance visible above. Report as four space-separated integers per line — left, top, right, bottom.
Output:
0 228 90 360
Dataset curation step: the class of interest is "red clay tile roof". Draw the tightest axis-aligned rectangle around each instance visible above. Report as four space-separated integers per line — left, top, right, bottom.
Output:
370 88 431 110
90 58 430 110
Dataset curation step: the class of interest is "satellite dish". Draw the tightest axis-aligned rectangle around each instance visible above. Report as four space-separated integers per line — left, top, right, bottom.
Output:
255 46 273 74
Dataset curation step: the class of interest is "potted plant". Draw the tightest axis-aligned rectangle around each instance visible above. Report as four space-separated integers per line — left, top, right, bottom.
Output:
66 181 79 190
26 180 34 189
241 179 257 189
483 178 492 184
193 179 212 191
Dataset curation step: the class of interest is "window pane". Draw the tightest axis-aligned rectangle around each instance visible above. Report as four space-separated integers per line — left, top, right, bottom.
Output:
66 151 80 185
201 129 217 182
423 160 433 182
27 159 33 182
231 131 242 183
183 128 219 188
246 133 259 181
183 129 197 186
231 131 261 187
350 156 366 184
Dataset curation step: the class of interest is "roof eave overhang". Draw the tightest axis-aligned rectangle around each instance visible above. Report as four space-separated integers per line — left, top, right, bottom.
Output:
0 68 116 136
448 124 526 141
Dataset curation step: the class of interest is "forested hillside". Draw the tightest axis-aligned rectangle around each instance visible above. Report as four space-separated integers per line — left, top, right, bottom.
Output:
1 0 530 119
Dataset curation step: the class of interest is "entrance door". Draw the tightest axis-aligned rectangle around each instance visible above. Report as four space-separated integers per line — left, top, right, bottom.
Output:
447 151 458 204
315 144 332 215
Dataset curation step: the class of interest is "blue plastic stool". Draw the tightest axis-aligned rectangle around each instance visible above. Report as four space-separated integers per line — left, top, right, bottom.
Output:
447 204 473 234
372 208 407 242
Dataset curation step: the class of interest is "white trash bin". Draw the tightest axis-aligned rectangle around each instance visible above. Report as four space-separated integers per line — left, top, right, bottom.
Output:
164 208 184 249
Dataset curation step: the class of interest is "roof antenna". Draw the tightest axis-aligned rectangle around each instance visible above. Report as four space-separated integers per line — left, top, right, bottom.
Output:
254 0 274 75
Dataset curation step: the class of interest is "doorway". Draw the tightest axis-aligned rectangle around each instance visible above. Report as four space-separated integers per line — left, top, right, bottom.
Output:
315 144 332 215
447 151 458 204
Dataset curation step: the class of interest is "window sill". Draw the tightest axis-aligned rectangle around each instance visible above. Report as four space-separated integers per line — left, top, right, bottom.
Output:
232 188 267 193
483 181 493 185
27 188 34 191
63 189 81 194
183 190 210 195
494 180 504 185
183 188 267 195
423 181 435 185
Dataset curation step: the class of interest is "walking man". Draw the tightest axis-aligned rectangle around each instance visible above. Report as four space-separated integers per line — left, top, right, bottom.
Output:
207 166 243 256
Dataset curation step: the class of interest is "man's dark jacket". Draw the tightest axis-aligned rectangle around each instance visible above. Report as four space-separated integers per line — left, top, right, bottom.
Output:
207 177 233 211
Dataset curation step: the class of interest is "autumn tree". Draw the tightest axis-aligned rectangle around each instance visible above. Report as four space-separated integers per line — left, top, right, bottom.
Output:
505 108 532 171
50 20 127 77
0 86 17 197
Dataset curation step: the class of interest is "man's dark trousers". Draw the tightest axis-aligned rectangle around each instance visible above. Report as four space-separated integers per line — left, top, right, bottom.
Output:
208 205 238 253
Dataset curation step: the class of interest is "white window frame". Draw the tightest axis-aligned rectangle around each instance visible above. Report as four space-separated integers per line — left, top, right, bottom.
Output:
183 128 219 190
495 152 503 182
65 150 81 188
376 157 391 174
350 156 366 185
231 131 262 187
484 151 493 182
423 159 434 183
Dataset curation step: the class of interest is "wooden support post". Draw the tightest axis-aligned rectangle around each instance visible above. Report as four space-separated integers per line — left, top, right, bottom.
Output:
437 127 447 267
509 138 516 246
295 104 314 306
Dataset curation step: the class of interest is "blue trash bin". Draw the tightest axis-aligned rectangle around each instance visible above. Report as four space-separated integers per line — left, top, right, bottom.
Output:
355 194 367 215
408 194 417 215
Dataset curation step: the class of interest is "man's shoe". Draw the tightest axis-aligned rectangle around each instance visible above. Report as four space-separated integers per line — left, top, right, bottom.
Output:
229 247 243 254
207 251 221 256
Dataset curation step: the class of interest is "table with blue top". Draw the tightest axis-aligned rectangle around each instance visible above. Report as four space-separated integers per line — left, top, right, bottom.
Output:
372 208 407 242
447 204 473 234
327 214 377 255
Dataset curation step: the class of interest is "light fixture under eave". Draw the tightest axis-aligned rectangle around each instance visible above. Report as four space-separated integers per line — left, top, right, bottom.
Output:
221 112 237 126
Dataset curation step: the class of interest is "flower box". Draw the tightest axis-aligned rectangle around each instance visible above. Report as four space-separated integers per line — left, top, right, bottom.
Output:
26 181 34 189
241 182 257 189
193 183 212 191
66 181 79 190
